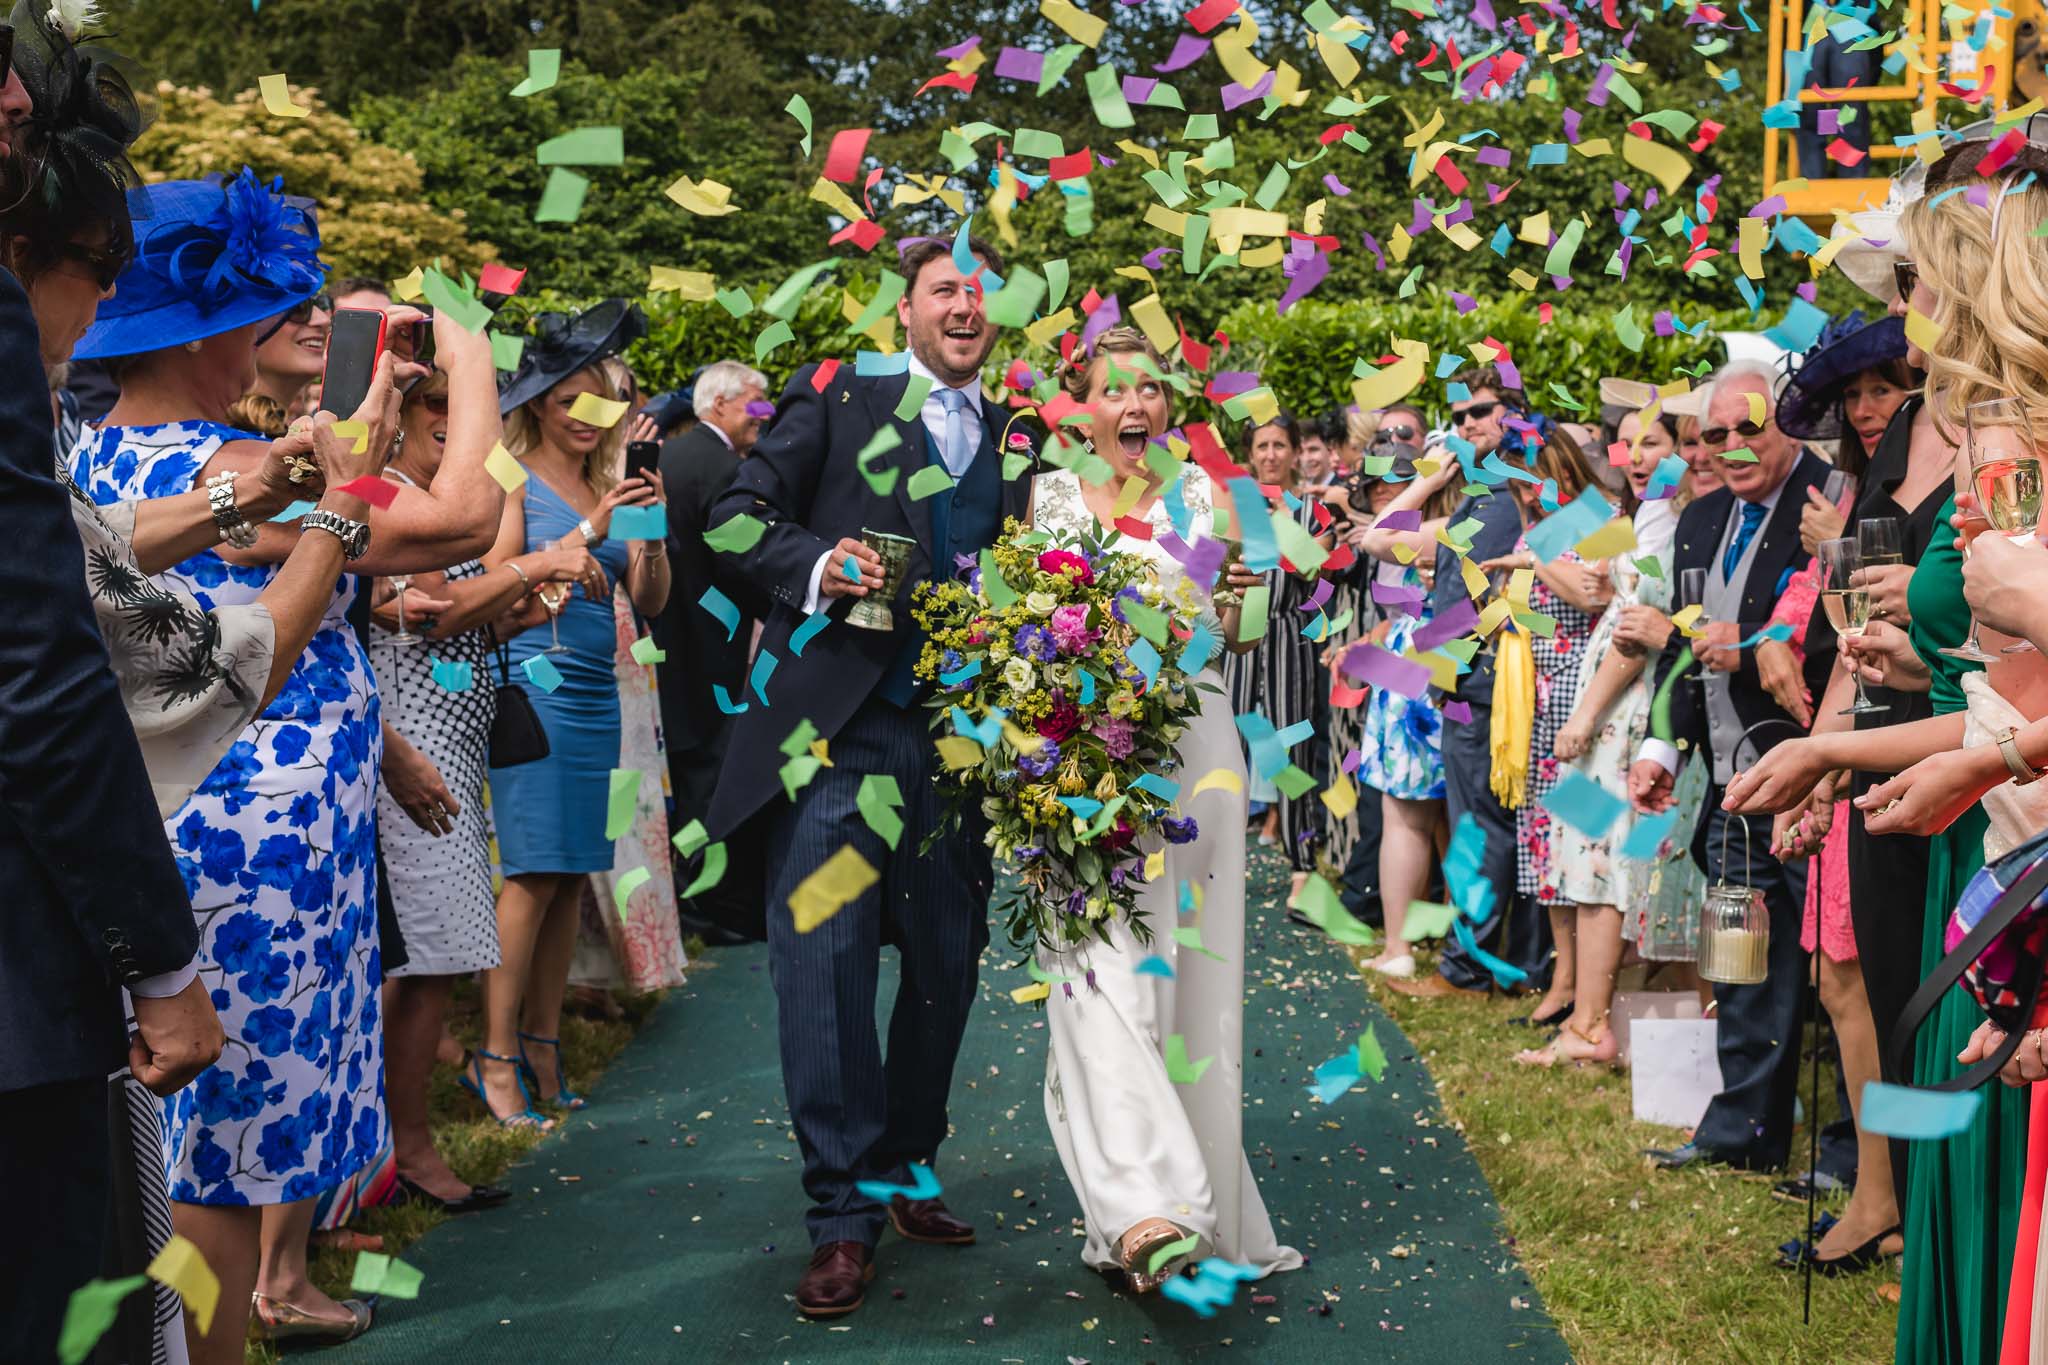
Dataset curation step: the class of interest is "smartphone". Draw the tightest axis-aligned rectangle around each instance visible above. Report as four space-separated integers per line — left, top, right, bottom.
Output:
320 308 388 420
388 305 433 368
625 440 661 483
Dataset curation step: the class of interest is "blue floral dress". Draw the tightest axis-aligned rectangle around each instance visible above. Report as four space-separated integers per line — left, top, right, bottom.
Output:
73 421 387 1206
1359 564 1445 800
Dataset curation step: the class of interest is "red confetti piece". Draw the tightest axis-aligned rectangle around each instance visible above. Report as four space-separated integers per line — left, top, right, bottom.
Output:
1390 29 1409 54
1434 156 1468 195
336 476 398 509
1689 120 1725 153
1330 674 1369 708
1825 137 1867 167
830 219 887 252
1079 287 1104 315
1319 123 1355 146
810 359 841 392
1113 515 1154 540
1048 148 1094 180
1176 314 1212 371
1185 0 1240 34
1977 128 2025 175
1538 303 1554 325
477 264 525 296
821 127 872 183
914 71 977 97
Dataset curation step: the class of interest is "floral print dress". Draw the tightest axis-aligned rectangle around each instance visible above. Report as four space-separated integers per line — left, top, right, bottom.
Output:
1359 562 1445 800
1513 538 1601 906
73 420 387 1206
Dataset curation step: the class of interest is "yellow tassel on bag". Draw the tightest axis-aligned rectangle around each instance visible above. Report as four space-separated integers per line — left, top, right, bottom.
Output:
1489 623 1534 810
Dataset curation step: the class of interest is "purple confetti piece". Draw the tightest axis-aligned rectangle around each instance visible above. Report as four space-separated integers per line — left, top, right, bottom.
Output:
1342 747 1362 775
1374 509 1421 532
1298 578 1335 613
746 400 776 419
1450 291 1478 314
1123 75 1159 104
994 47 1044 82
1443 700 1474 724
1747 194 1787 218
1277 250 1327 312
1586 63 1614 107
1209 370 1261 397
1496 357 1523 389
1653 310 1676 337
1407 198 1434 238
1614 180 1632 205
1473 0 1498 25
1645 187 1660 210
1817 108 1839 135
1966 182 1991 208
1339 643 1431 698
1360 231 1386 270
1221 71 1275 111
1413 595 1478 651
1159 531 1226 586
1445 200 1475 228
1796 280 1818 302
1142 245 1181 270
1475 145 1511 168
1562 108 1582 144
1371 580 1426 606
1323 172 1352 196
936 34 981 60
1080 294 1122 352
1155 34 1210 72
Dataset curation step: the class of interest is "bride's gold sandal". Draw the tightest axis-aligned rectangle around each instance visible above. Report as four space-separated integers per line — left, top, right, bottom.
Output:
251 1291 374 1342
1119 1218 1196 1294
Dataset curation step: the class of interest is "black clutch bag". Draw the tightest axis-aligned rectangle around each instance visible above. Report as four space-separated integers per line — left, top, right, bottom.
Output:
489 638 550 768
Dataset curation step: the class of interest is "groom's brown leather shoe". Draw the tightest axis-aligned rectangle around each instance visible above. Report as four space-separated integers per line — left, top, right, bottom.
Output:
795 1242 874 1317
888 1196 976 1245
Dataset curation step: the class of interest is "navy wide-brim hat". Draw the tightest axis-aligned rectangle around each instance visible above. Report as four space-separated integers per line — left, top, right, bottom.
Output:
72 169 327 361
498 299 648 415
1776 313 1911 442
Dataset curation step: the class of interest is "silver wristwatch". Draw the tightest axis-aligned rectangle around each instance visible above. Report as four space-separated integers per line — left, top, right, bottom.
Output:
302 508 372 559
578 516 604 547
205 471 259 549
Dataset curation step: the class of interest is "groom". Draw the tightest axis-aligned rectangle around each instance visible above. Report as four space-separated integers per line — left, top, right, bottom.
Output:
705 235 1034 1316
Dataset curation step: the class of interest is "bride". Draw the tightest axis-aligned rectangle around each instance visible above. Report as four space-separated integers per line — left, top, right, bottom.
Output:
1029 325 1303 1292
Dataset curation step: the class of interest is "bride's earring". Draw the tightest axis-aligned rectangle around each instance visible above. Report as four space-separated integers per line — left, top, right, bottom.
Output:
183 340 202 353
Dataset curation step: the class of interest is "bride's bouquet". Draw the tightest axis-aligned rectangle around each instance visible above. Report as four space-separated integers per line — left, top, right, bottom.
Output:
911 517 1213 953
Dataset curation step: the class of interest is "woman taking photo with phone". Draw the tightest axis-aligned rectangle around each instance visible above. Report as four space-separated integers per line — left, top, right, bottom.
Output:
475 303 669 1128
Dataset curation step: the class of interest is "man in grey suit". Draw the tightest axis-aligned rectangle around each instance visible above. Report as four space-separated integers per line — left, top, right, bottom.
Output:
653 359 768 943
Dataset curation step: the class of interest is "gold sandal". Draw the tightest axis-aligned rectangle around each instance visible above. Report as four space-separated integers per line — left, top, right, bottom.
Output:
251 1292 374 1342
1119 1218 1195 1294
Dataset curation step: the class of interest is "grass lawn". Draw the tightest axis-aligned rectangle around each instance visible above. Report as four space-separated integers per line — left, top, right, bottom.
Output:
245 979 667 1365
1368 955 1901 1365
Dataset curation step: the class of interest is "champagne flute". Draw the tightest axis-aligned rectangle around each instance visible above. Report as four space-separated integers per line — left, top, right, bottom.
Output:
1677 566 1710 677
385 574 420 646
1822 467 1859 518
538 538 573 656
1819 538 1886 715
1945 397 2034 662
1857 515 1904 624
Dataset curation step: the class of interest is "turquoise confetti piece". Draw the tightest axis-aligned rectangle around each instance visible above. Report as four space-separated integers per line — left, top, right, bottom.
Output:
520 654 563 693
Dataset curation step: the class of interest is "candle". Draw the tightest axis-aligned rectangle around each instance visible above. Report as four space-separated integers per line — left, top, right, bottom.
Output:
1704 926 1768 983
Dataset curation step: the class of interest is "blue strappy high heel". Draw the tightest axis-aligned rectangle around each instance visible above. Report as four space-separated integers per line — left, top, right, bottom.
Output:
517 1032 587 1111
458 1048 554 1130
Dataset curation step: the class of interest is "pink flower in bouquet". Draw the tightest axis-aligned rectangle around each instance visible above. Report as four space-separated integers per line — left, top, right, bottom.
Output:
1036 696 1083 742
1091 714 1137 759
1048 604 1097 656
967 616 991 645
1097 816 1137 851
1037 548 1094 586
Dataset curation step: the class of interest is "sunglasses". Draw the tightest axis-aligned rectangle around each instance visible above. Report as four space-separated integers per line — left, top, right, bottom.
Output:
1380 423 1419 443
1893 260 1919 302
254 292 333 344
58 239 126 291
1700 418 1770 445
1451 400 1500 426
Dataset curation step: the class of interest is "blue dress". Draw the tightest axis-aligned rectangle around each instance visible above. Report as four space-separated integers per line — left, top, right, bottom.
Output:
72 421 387 1206
1359 565 1446 800
491 476 632 875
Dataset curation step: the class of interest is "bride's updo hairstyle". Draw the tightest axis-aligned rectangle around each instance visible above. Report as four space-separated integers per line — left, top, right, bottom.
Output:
1900 129 2048 443
1059 325 1170 404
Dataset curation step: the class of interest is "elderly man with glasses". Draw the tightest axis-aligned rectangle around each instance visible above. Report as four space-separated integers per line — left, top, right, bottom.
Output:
1627 359 1830 1175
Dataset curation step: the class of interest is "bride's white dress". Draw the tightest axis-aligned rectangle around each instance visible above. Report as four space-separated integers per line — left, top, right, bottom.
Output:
1032 467 1302 1278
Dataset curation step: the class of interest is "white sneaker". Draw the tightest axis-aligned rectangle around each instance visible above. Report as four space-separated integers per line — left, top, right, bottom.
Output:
1369 953 1417 980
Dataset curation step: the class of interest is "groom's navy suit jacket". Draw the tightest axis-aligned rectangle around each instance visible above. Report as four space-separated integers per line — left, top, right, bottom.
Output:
0 264 197 1095
705 362 1035 839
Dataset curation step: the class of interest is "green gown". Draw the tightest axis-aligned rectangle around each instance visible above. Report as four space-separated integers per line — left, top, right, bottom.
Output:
1897 495 2031 1365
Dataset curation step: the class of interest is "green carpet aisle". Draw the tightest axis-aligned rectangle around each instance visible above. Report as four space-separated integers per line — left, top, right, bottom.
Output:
334 847 1570 1362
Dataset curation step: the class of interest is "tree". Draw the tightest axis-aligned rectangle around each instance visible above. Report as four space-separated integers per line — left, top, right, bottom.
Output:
129 82 494 281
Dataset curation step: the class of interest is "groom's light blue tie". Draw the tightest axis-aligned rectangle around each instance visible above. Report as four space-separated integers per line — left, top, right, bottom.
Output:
937 386 972 477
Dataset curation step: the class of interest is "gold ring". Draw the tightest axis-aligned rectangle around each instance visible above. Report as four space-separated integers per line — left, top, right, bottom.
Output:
1878 799 1901 815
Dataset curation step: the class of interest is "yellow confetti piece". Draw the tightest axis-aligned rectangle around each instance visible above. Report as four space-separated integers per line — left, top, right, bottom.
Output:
1671 603 1704 639
329 420 368 454
147 1235 219 1335
1461 557 1490 601
1025 307 1076 349
1212 9 1270 89
1189 767 1244 799
1130 294 1178 354
665 175 739 216
1040 0 1106 46
1738 217 1767 280
1351 337 1428 411
649 266 716 299
1404 647 1459 692
1508 567 1534 606
935 736 983 769
1904 307 1944 352
809 176 866 223
1745 391 1767 426
1011 980 1052 1004
1320 775 1358 821
810 738 832 766
567 392 630 428
1239 241 1284 269
1144 849 1166 880
1575 517 1638 561
1621 133 1693 194
390 266 425 302
484 441 527 493
1571 138 1614 158
1517 212 1551 245
256 73 310 118
790 845 878 934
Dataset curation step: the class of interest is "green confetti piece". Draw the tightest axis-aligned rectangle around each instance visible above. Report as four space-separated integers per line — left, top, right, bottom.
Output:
629 634 665 665
1003 448 1032 481
938 127 977 172
535 126 623 166
779 753 824 800
58 1276 148 1365
714 287 754 319
1085 64 1135 129
1038 44 1085 96
703 514 766 553
1357 1024 1388 1082
761 259 839 321
533 167 588 223
1541 217 1585 279
1042 258 1070 311
845 271 905 335
907 465 955 501
605 768 640 840
419 266 492 334
1236 583 1270 642
856 773 905 850
753 319 795 362
785 92 813 156
681 841 728 897
1164 1034 1214 1085
1634 554 1665 579
488 330 524 371
1183 113 1219 140
508 47 560 97
893 374 934 422
1203 136 1235 170
857 427 902 496
1172 923 1225 962
672 818 708 858
349 1251 424 1300
1401 900 1462 940
1273 764 1317 799
980 547 1019 608
1721 446 1759 462
1292 873 1377 945
1148 1232 1201 1274
1611 303 1646 353
983 266 1046 329
1013 127 1066 160
1122 599 1169 645
1253 162 1290 210
613 864 652 916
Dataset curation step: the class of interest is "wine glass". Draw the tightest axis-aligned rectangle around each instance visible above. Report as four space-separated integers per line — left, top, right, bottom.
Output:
1677 566 1710 676
1819 537 1886 715
385 574 419 646
1822 467 1859 518
1945 397 2036 661
1858 516 1903 567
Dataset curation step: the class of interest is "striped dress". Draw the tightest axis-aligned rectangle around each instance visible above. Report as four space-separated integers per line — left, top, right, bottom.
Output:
1224 491 1325 873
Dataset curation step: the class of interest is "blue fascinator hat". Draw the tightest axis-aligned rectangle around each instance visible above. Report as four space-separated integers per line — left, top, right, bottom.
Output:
1775 311 1913 443
71 167 327 360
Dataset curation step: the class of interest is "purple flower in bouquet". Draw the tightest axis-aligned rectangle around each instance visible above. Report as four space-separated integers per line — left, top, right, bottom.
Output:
1091 715 1137 759
1012 623 1058 663
940 648 968 684
1017 738 1061 779
1048 604 1097 656
1109 586 1142 624
1162 815 1199 845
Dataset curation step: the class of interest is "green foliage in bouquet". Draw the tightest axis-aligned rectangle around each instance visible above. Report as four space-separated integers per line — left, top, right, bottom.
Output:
911 519 1217 955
